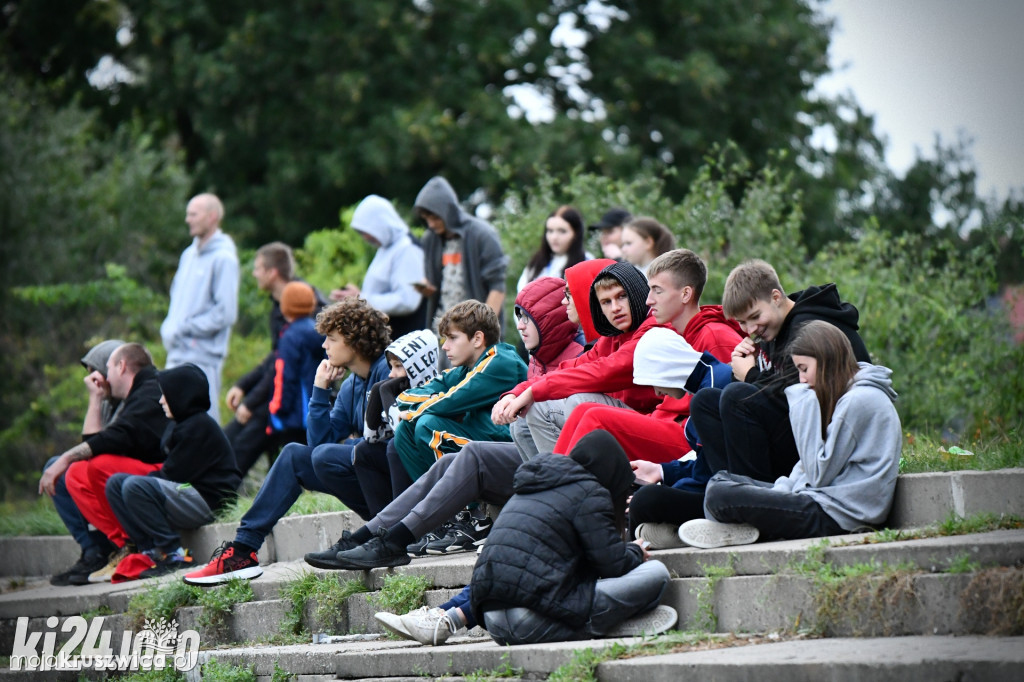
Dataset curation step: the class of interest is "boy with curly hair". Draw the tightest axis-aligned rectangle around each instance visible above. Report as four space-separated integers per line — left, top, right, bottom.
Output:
184 298 392 584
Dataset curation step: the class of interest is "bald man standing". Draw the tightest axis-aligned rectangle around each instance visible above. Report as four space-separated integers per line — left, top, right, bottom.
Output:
160 193 239 420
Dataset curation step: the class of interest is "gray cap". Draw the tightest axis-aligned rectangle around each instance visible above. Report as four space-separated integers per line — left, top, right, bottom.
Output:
81 340 125 377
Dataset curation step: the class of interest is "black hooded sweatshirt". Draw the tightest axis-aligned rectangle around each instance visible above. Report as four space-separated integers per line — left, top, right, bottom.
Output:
85 366 169 464
746 283 870 399
154 365 241 512
470 431 641 629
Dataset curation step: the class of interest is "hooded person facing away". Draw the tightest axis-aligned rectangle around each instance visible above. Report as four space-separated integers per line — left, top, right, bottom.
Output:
331 195 426 339
413 177 509 332
105 364 241 579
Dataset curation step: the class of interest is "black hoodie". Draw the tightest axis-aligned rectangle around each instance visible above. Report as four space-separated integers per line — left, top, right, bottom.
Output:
747 283 870 396
154 364 241 512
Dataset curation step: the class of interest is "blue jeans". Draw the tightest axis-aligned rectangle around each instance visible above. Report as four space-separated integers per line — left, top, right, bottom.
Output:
44 455 110 556
703 472 846 540
440 585 476 629
234 439 370 551
483 560 670 645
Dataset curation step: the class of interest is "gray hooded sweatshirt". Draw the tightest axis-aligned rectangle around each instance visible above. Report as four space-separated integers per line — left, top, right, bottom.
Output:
774 363 902 531
413 177 508 329
351 195 424 318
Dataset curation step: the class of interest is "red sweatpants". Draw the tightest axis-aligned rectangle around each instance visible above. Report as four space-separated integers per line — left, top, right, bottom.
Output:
65 454 161 547
553 403 689 463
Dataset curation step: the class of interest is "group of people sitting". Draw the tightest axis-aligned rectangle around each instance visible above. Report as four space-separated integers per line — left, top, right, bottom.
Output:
41 196 903 648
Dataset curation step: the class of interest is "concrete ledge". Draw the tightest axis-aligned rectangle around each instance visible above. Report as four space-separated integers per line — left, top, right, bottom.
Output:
887 468 1024 528
597 635 1024 682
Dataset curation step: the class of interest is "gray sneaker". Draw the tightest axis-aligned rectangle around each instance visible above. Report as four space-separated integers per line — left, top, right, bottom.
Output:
603 605 678 638
678 519 759 549
635 523 684 549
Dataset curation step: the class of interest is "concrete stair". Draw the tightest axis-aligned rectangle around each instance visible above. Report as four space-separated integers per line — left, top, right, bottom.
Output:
0 468 1021 680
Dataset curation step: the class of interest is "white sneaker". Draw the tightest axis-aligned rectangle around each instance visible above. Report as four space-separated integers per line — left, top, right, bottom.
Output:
678 519 759 549
399 607 456 646
375 606 431 640
604 605 678 637
635 523 684 549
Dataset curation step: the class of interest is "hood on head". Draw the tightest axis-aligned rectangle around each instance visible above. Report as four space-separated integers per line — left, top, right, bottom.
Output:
386 329 440 388
351 195 410 249
157 364 211 420
589 262 650 337
414 177 465 235
564 258 615 343
632 328 703 389
82 339 125 377
515 277 578 366
568 429 635 502
789 284 861 332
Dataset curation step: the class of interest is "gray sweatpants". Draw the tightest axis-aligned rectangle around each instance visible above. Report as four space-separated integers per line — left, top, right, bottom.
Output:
365 441 522 539
519 392 631 459
106 474 215 553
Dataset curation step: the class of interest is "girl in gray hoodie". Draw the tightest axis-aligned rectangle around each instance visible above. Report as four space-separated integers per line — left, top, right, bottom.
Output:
678 320 902 549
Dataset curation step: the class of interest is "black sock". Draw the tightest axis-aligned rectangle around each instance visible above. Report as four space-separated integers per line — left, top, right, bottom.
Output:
386 522 415 549
233 541 258 556
351 526 373 545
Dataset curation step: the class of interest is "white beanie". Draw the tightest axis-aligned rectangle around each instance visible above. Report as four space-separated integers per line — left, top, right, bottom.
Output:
632 328 703 389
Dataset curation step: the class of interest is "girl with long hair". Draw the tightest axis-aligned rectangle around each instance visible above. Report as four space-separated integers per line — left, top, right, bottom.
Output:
516 206 589 291
678 320 902 549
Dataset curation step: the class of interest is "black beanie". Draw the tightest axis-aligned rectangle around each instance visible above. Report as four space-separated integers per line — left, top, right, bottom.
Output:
569 429 635 502
589 262 650 337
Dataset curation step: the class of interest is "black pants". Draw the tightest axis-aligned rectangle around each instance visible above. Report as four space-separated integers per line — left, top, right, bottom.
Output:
353 439 414 519
628 484 706 539
224 405 305 479
689 383 799 483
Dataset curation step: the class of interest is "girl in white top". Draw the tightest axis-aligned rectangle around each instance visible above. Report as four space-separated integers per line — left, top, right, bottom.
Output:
619 217 675 275
516 206 591 292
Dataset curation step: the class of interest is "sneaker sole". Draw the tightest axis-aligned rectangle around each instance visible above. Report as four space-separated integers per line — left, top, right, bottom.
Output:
636 523 685 549
604 605 679 637
303 554 355 570
424 543 474 556
332 554 412 570
374 612 413 639
679 519 759 549
183 565 264 585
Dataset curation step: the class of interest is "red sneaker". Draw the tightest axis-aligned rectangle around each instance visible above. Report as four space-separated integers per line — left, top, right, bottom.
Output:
183 541 263 585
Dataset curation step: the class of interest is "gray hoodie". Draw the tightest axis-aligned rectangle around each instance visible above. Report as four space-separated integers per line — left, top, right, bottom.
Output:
413 177 508 328
351 195 424 318
774 363 902 531
160 230 239 364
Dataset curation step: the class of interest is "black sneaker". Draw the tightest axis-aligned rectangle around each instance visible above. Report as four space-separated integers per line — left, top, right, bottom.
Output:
406 527 445 557
332 529 411 570
425 512 492 555
303 530 361 569
139 548 194 579
51 550 108 587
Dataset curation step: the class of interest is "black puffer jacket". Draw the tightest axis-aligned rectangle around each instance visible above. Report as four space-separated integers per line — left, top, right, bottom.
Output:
470 453 643 629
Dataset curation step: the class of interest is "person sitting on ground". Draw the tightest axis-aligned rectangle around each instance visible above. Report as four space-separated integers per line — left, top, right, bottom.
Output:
679 321 902 549
182 298 392 585
106 364 241 580
391 300 526 483
587 207 632 261
330 194 426 338
495 260 663 460
267 282 324 439
471 430 677 645
41 343 170 585
516 206 591 292
352 328 440 518
312 276 585 571
618 217 675 275
551 249 741 461
689 259 871 484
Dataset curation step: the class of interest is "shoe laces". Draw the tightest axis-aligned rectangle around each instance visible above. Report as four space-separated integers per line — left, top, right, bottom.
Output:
208 541 234 563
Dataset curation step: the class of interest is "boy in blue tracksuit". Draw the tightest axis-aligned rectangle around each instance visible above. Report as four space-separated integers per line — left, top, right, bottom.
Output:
184 298 392 585
268 282 324 438
393 300 527 481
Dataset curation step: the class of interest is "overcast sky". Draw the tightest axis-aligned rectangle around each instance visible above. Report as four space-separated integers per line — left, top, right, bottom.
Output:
815 0 1024 200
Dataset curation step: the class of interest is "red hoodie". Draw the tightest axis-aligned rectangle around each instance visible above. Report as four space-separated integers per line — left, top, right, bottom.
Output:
508 259 664 414
516 276 584 380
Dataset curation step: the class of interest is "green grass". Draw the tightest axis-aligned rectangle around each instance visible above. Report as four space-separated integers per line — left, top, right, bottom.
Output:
214 490 348 524
851 512 1024 547
279 571 368 636
899 430 1024 474
0 497 67 536
371 573 433 616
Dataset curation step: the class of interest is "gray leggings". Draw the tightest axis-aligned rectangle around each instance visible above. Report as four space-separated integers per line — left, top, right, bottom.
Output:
483 560 670 645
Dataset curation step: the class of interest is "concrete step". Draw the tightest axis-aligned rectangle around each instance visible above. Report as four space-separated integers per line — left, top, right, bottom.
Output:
3 468 1021 579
